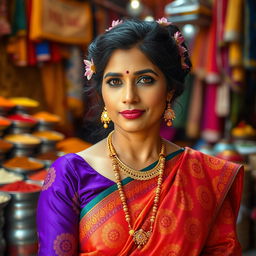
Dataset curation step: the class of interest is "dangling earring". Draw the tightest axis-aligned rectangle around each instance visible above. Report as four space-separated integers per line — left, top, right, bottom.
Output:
101 107 111 128
163 98 175 127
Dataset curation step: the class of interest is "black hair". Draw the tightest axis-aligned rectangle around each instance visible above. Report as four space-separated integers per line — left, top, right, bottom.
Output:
83 19 191 141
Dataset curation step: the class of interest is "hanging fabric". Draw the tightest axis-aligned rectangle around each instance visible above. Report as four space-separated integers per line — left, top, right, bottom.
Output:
30 0 93 44
201 0 222 143
6 0 27 66
186 28 209 139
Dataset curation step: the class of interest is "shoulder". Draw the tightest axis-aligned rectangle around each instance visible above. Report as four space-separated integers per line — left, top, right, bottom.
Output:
184 147 242 170
182 147 243 194
76 138 109 166
163 139 183 155
50 152 93 180
52 153 83 169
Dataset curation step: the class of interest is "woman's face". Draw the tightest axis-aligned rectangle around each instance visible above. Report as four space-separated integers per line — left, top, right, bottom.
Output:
102 47 170 133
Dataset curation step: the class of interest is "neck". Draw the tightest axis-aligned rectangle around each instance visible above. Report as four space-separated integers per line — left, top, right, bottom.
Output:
110 127 163 169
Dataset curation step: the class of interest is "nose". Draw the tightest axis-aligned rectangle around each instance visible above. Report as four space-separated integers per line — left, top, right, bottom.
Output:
122 83 139 104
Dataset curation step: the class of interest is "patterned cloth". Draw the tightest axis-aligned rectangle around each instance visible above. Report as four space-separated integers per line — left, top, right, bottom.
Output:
37 147 243 255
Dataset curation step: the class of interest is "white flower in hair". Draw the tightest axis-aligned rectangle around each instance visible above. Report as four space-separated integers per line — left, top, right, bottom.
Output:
156 17 172 26
106 19 123 31
83 59 96 80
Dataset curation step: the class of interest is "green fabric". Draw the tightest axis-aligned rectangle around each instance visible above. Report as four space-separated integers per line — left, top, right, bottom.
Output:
173 75 193 128
230 91 244 127
12 0 27 35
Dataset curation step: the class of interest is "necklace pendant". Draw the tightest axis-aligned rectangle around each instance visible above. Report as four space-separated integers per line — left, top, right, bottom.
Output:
133 229 151 249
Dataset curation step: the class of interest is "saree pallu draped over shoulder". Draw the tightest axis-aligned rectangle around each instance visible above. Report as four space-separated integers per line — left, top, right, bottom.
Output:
79 148 243 256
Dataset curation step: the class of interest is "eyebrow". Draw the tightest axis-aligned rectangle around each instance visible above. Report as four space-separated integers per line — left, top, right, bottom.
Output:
134 69 159 76
103 68 159 79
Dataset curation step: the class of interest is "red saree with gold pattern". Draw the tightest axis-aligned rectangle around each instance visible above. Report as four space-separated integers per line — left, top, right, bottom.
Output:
79 147 243 255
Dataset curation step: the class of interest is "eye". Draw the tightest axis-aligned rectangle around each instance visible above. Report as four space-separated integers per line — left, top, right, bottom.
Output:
137 76 155 85
106 78 122 87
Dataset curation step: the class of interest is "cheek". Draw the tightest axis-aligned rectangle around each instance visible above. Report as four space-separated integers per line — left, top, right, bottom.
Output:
144 90 167 110
102 87 116 111
102 86 110 106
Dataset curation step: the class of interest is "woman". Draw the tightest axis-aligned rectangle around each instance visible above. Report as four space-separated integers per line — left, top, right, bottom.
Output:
37 19 244 255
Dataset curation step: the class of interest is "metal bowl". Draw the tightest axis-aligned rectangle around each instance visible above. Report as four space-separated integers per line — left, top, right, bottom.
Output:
0 191 11 208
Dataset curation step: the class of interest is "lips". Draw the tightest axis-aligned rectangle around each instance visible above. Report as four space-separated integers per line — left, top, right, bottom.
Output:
119 109 145 119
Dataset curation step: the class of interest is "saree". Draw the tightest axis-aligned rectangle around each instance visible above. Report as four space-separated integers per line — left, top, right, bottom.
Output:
37 148 243 255
79 148 243 255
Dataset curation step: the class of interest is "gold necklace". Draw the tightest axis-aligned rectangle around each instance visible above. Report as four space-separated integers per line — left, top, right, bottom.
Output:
107 131 165 180
107 132 166 249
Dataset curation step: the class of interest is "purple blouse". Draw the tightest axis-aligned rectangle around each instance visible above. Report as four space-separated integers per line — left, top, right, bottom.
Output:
37 149 184 255
37 153 115 256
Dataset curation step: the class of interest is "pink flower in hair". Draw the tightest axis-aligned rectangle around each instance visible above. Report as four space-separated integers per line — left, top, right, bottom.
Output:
173 31 189 70
174 31 185 45
83 59 96 80
156 17 172 26
106 19 123 31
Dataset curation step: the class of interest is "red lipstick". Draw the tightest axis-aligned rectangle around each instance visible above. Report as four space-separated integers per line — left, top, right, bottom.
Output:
119 109 145 119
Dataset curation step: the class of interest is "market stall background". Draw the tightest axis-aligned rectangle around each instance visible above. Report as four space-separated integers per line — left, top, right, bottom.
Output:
0 0 256 255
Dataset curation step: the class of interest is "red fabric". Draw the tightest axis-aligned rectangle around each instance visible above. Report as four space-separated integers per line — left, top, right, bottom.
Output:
79 148 243 255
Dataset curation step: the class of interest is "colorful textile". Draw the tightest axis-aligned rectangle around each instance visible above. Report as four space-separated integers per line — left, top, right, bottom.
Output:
6 0 27 66
224 0 243 42
37 148 243 255
202 0 222 143
30 0 92 44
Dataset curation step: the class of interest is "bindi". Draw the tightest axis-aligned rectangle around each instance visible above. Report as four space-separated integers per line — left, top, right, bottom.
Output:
126 70 129 74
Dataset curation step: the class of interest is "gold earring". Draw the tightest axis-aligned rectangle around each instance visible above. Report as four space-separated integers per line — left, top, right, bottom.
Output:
101 107 111 128
163 100 175 127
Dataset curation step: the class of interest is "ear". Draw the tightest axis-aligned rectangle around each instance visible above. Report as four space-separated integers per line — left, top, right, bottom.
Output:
166 91 174 102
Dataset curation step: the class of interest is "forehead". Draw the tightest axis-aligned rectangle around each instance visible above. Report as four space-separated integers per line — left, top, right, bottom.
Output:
104 47 158 73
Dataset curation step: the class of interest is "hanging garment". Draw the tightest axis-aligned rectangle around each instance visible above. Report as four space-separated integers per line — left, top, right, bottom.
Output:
30 0 92 44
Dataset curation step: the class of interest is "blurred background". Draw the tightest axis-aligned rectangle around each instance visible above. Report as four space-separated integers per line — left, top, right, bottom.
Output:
0 0 256 255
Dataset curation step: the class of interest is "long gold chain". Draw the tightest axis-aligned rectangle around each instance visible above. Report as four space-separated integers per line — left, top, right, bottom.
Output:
107 131 165 180
107 131 166 249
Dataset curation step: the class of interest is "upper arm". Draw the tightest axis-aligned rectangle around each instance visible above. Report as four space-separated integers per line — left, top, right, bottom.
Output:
201 195 242 255
37 156 80 256
201 167 244 256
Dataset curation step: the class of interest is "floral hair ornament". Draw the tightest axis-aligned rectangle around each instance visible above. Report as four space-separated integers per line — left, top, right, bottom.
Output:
173 31 189 69
156 17 172 26
83 59 96 80
106 19 123 31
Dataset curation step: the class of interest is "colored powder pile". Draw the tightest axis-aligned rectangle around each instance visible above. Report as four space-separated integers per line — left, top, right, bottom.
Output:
8 114 37 124
0 181 41 192
33 111 60 123
4 134 41 145
4 156 44 170
28 169 47 181
0 168 23 183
